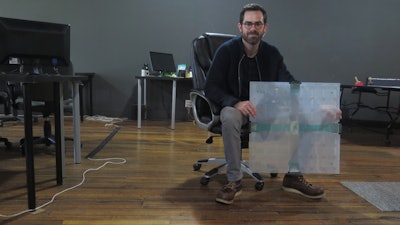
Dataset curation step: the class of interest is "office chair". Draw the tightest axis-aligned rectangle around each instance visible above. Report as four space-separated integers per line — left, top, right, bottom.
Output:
19 95 73 153
0 82 13 148
190 33 270 191
15 66 74 154
0 82 13 125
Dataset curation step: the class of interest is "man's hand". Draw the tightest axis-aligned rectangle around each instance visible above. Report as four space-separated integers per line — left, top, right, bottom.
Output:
234 100 257 118
320 105 342 123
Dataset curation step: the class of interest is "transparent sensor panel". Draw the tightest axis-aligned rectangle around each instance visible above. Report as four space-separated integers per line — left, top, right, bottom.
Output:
249 82 341 174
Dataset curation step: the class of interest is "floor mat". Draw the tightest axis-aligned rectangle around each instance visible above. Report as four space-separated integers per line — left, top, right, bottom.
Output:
341 182 400 211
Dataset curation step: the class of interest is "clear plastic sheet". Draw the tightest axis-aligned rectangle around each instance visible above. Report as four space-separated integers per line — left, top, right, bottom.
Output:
249 82 341 174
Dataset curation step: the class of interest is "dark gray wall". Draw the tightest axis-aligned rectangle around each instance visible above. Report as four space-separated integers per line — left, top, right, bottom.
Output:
1 0 399 121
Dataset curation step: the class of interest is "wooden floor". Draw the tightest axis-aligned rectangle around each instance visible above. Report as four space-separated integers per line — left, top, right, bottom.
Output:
0 117 400 225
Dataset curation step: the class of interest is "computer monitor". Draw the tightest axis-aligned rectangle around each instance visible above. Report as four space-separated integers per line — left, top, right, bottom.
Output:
149 51 176 74
0 17 71 74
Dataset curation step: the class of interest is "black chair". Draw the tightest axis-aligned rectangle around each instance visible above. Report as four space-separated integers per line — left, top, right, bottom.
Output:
0 82 13 148
0 82 14 127
19 101 72 152
190 33 266 191
14 66 74 154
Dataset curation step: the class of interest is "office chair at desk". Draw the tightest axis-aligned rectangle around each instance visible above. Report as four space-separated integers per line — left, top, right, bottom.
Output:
190 33 273 191
16 81 74 154
0 81 22 126
0 82 13 148
7 62 76 154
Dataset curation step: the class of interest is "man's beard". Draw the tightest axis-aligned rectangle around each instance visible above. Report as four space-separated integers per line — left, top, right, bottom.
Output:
242 31 263 45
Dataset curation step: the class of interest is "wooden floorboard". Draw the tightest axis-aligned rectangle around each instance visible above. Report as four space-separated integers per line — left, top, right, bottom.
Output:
0 117 400 225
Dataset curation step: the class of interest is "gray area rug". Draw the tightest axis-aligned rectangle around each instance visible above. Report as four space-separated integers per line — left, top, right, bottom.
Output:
341 182 400 211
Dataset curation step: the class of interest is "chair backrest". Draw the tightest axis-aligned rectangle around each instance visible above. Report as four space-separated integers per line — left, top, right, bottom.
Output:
0 81 11 115
191 33 251 147
191 32 236 90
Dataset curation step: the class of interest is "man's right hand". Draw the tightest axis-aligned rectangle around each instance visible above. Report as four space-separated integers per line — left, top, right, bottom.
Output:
234 100 257 118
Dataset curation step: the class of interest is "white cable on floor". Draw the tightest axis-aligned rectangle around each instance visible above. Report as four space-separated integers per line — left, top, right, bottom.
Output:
0 157 126 218
84 115 127 129
84 115 127 123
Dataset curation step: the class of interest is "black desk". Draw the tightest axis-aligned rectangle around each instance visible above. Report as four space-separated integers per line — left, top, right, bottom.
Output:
340 84 400 144
136 75 192 129
0 73 87 210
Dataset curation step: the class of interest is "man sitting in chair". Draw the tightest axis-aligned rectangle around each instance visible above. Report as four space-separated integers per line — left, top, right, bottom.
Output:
204 3 341 204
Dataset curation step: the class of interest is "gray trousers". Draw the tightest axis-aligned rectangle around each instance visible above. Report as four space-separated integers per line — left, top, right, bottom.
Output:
220 106 249 182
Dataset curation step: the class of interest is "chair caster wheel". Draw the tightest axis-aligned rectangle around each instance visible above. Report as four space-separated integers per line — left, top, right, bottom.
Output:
200 177 210 185
193 163 201 171
5 141 12 149
270 173 278 178
206 136 213 144
255 182 264 191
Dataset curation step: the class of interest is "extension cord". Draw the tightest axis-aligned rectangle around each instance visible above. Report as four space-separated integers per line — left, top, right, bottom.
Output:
0 157 126 218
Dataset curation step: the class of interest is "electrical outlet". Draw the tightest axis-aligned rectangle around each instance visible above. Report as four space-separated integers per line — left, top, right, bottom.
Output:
185 100 192 108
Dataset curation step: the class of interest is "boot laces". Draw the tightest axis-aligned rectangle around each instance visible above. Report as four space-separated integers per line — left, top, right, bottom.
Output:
222 182 237 192
298 175 312 187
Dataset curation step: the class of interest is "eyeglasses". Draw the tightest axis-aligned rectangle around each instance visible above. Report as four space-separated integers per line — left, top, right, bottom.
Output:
242 21 264 29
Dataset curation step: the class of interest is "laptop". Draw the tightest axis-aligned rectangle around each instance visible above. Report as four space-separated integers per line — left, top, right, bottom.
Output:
149 51 176 75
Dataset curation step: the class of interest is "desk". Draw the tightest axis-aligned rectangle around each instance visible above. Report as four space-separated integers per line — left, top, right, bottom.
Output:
136 75 192 129
0 74 87 210
340 84 400 144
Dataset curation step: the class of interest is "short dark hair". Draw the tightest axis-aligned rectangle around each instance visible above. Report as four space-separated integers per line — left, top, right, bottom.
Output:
239 3 267 24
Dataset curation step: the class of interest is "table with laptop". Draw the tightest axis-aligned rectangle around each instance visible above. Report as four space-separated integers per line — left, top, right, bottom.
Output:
136 51 192 130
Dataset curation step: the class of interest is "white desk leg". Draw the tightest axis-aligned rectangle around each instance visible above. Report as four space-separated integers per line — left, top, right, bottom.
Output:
137 79 142 128
171 80 176 130
73 82 81 164
144 79 147 119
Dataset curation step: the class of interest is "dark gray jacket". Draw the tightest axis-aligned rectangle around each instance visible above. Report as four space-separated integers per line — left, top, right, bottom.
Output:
204 36 296 108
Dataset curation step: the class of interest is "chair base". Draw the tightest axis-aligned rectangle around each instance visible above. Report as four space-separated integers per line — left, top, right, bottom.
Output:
193 157 269 191
0 115 24 127
19 136 74 155
19 119 74 155
0 136 12 149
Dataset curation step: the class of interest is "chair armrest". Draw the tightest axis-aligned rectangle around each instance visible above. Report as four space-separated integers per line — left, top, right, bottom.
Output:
189 89 221 131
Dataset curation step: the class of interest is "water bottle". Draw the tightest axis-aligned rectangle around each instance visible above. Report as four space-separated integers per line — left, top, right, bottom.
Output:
141 64 149 76
188 66 193 78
